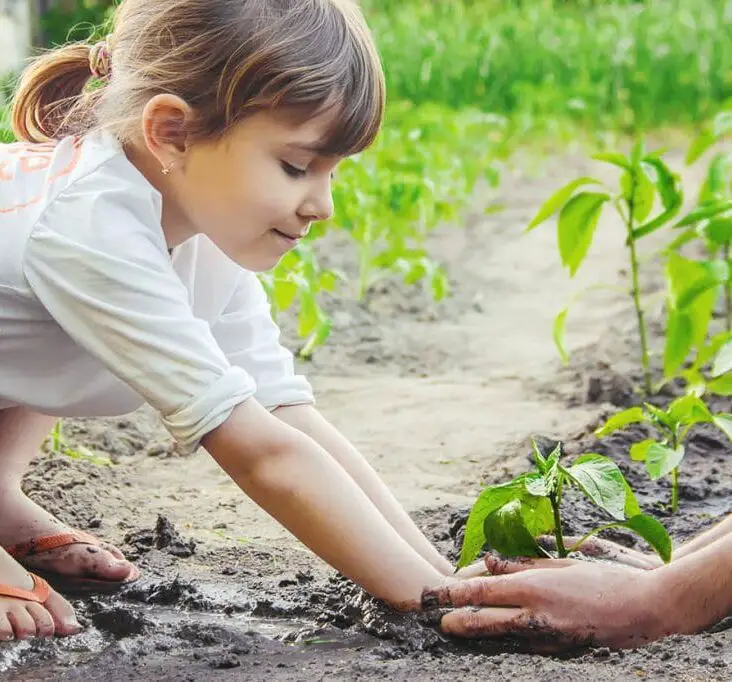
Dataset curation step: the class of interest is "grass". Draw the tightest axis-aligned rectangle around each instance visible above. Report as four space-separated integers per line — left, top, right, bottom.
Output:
364 0 732 135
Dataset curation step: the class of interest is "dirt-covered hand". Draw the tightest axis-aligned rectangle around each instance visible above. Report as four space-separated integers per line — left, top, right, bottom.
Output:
424 554 667 652
536 534 663 569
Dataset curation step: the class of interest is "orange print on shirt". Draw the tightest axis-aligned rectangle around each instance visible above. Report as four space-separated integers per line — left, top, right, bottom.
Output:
0 137 83 214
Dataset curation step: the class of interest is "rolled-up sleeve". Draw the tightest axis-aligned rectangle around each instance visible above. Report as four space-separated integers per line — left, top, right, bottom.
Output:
22 172 257 452
211 269 315 411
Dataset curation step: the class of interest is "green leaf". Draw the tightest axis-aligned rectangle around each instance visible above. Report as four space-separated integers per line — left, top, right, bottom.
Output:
553 308 569 365
643 158 682 212
704 217 732 247
663 309 694 378
457 478 527 567
644 402 674 430
526 177 603 231
558 192 609 276
518 494 555 538
707 374 732 396
712 414 732 442
667 394 713 426
564 454 626 521
595 407 649 437
623 479 642 518
625 167 655 224
666 253 717 350
592 152 632 170
646 443 685 480
686 131 716 165
630 439 656 462
621 515 673 563
483 499 546 559
430 267 449 301
712 340 732 377
675 200 732 228
530 439 547 472
524 472 549 497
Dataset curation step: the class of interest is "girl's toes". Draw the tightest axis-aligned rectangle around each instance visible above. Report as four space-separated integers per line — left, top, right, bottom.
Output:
25 602 55 638
0 614 13 641
43 589 82 636
7 605 37 639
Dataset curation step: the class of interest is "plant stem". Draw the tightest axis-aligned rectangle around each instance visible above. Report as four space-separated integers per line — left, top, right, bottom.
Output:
624 174 653 395
724 243 731 333
550 478 567 558
670 432 680 513
671 466 679 513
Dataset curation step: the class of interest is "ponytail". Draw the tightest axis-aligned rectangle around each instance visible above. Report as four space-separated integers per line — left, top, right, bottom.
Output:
10 44 99 143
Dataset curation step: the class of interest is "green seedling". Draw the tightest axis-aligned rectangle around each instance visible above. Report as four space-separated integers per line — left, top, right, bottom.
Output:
457 439 671 569
596 395 732 513
526 141 683 395
670 108 732 334
48 421 112 467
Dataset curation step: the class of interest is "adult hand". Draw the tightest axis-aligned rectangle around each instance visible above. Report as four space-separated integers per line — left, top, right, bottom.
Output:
454 536 661 579
425 554 668 652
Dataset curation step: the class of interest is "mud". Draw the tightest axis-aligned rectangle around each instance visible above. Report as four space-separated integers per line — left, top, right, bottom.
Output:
2 147 732 680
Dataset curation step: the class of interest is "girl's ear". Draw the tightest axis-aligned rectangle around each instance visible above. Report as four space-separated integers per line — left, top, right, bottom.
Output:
140 93 196 169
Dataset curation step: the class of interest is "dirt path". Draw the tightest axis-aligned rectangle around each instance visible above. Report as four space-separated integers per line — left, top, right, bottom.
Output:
3 148 731 680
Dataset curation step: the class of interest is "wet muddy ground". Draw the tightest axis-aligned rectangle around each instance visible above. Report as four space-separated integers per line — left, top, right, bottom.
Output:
2 148 731 680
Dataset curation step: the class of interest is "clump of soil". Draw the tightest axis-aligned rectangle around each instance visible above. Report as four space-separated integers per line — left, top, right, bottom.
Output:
124 515 197 559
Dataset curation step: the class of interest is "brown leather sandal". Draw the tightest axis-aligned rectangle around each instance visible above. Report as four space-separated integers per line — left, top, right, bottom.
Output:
6 530 140 595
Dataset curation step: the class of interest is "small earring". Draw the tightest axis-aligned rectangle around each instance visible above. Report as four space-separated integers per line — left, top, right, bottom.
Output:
161 162 175 176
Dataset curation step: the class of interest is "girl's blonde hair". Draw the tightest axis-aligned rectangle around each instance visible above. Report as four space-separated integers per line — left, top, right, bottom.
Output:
11 0 385 155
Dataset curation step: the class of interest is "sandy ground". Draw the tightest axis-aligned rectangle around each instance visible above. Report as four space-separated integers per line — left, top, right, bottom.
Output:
2 146 731 680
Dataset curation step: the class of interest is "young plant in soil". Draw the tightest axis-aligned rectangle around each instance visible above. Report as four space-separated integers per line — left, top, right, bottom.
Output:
595 395 732 513
526 141 683 395
457 439 671 568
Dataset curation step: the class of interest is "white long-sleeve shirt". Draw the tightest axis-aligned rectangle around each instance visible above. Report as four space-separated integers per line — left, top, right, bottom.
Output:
0 131 314 452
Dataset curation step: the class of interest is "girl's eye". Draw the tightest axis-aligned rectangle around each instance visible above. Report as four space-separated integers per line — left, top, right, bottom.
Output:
281 161 307 178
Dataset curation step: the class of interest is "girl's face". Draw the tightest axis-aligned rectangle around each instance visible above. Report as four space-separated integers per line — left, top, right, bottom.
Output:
141 103 341 271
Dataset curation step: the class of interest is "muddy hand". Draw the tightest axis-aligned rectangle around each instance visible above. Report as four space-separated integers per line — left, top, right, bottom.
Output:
425 554 665 652
537 534 662 569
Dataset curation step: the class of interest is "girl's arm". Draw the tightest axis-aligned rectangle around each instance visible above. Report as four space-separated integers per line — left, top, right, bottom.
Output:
202 398 448 609
273 404 454 576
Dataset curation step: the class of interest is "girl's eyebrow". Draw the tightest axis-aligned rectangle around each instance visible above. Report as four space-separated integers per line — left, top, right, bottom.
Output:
283 141 327 154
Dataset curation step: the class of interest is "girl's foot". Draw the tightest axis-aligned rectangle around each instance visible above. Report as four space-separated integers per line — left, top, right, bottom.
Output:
0 546 81 640
0 490 135 586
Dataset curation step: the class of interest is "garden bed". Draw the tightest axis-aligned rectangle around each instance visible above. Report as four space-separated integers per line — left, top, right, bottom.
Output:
2 149 730 681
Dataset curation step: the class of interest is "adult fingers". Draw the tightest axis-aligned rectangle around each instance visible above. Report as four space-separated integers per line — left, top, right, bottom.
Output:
422 574 535 609
441 606 526 638
441 607 589 653
483 554 579 575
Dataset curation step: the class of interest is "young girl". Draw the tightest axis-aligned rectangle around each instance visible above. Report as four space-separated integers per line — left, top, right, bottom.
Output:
0 0 460 641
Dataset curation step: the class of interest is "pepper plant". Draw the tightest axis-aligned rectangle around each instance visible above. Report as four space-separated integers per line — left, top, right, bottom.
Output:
595 395 732 513
457 439 671 568
526 141 683 395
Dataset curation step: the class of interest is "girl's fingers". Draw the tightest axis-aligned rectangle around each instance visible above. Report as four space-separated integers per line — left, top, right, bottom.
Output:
454 560 491 579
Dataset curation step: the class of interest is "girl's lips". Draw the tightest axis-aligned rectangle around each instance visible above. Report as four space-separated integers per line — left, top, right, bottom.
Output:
273 228 300 245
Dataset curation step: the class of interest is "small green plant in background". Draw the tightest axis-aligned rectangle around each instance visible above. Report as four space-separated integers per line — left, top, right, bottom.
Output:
595 395 732 513
48 421 112 467
526 140 683 395
458 439 672 568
